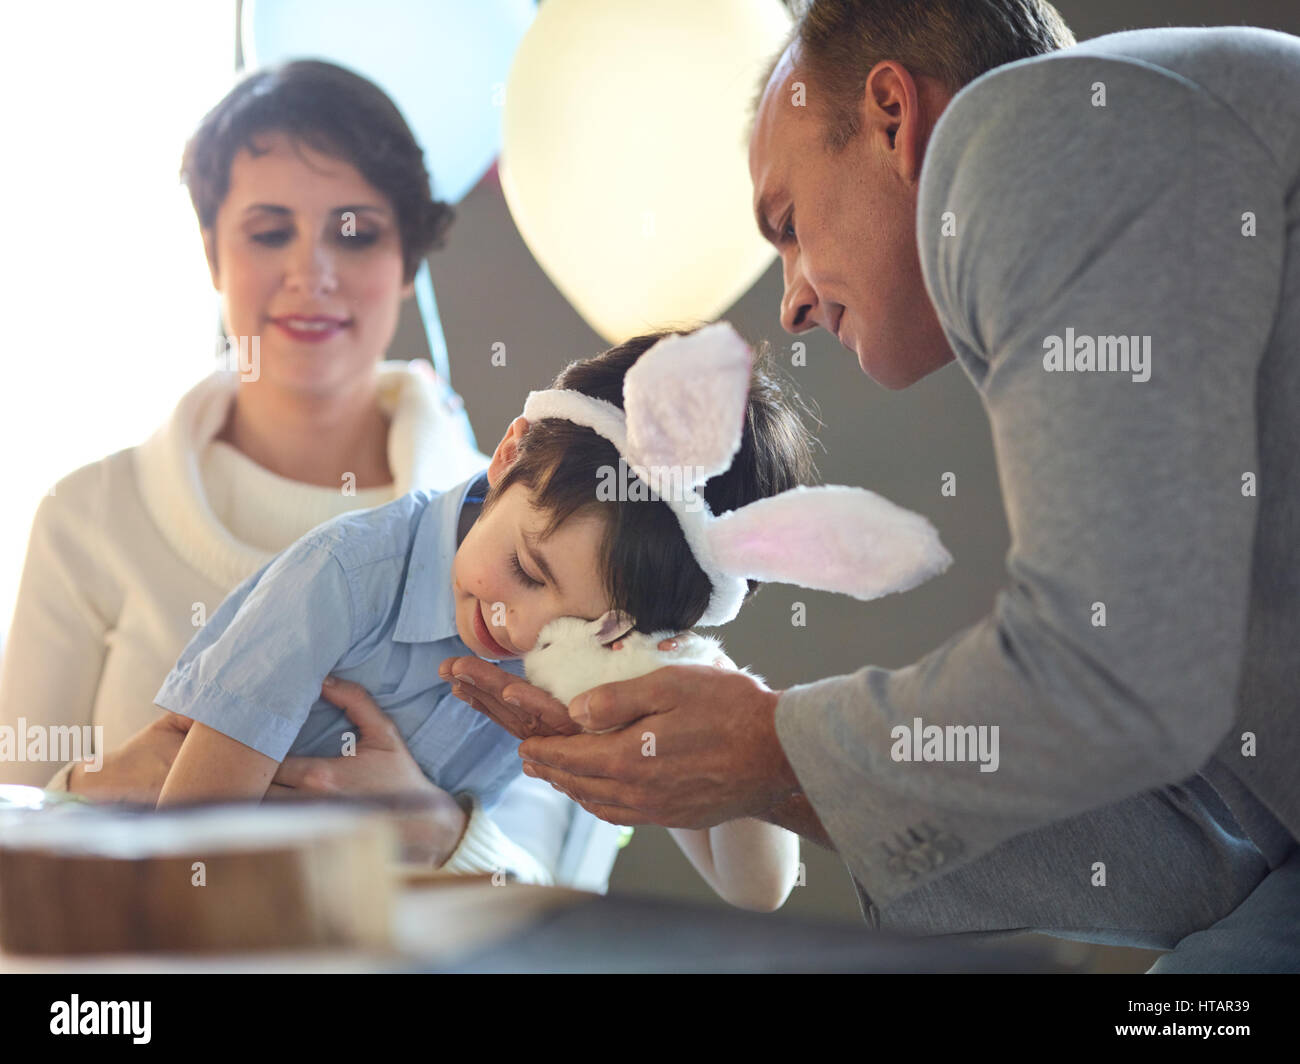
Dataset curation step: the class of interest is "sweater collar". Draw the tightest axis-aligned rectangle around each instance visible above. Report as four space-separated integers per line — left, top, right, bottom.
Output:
133 360 489 590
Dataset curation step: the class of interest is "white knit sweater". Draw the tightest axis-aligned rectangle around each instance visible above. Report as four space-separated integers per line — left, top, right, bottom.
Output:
0 360 559 882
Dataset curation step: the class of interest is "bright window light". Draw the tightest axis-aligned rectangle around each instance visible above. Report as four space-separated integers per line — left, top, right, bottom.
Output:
0 2 235 637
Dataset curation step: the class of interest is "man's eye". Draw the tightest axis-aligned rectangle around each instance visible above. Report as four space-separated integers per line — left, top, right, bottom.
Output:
251 230 292 247
510 551 544 589
781 215 796 242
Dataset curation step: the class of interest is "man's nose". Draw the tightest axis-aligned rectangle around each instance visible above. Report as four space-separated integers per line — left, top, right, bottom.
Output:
780 266 820 335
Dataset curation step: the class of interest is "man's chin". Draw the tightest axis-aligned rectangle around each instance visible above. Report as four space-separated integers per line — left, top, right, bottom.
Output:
854 344 900 389
857 344 940 391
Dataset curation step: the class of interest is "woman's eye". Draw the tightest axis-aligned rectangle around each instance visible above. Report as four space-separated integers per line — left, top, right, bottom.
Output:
251 229 292 247
337 230 379 248
510 551 544 589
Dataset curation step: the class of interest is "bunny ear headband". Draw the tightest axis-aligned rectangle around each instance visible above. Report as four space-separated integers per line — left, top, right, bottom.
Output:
520 321 953 627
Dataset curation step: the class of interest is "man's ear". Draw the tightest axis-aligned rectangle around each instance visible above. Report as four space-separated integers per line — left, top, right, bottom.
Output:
201 228 221 290
861 60 935 184
486 417 529 486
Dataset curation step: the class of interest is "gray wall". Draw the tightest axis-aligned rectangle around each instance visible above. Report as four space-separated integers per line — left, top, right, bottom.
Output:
393 0 1300 963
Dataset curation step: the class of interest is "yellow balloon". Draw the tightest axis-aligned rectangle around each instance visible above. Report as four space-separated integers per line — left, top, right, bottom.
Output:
501 0 792 344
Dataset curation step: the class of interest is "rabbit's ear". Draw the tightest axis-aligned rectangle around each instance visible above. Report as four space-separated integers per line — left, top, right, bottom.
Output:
592 609 636 645
622 322 753 486
706 485 952 601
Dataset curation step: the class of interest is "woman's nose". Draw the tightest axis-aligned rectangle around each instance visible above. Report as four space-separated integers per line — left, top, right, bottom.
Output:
284 239 338 297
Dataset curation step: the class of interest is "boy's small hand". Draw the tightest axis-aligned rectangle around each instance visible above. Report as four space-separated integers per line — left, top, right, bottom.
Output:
438 656 582 740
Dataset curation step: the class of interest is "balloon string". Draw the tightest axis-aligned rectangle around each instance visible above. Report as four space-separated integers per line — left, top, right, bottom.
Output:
415 257 479 451
414 259 452 385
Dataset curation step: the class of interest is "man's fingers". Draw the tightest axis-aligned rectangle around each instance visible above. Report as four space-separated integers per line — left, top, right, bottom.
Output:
518 730 643 780
574 663 752 732
441 655 580 739
520 759 648 822
577 800 652 827
319 677 398 746
567 667 686 732
451 680 579 740
497 683 583 737
439 656 520 698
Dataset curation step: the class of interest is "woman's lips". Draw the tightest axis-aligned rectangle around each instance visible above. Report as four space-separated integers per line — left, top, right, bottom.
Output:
473 601 513 658
270 315 349 343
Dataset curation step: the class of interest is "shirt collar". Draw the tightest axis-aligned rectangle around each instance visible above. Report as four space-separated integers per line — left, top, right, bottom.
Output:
393 470 490 644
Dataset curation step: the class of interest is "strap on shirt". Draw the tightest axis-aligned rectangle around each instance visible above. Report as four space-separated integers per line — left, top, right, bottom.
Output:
457 472 490 547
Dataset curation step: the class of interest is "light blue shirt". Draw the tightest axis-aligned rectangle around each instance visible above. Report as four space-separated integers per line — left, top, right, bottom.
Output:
155 472 526 809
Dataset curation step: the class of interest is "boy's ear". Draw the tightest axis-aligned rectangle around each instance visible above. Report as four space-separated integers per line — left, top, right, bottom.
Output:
486 417 529 485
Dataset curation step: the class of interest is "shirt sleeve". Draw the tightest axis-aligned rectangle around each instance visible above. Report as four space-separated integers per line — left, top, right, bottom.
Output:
774 54 1286 910
153 543 357 763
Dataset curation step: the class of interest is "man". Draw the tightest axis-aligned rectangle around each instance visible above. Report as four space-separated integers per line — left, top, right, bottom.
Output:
445 1 1300 972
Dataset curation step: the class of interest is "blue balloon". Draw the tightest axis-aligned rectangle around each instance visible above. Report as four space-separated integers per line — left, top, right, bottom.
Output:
243 0 534 205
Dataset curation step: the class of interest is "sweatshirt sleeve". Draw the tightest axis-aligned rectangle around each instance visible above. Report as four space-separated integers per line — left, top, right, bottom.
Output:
439 795 556 885
0 466 120 789
774 54 1285 909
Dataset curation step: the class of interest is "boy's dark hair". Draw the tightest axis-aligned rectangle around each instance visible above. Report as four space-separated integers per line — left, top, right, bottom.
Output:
486 329 819 633
180 59 452 281
752 0 1075 151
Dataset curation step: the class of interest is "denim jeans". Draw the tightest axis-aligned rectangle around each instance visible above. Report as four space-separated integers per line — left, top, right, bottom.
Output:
868 774 1298 972
1146 844 1300 973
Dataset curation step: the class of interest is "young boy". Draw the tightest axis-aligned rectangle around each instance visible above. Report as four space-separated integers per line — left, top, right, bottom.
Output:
155 327 815 909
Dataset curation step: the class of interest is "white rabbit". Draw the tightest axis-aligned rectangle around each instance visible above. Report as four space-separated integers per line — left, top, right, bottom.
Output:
524 611 762 730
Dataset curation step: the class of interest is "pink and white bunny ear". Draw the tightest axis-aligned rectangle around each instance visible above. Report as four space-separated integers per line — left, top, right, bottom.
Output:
705 485 952 601
622 322 753 486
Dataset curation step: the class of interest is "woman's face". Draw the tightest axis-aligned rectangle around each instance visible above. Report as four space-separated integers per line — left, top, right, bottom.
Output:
452 418 615 660
204 130 411 398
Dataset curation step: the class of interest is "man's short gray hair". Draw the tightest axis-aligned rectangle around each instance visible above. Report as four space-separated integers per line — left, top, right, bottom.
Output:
750 0 1075 151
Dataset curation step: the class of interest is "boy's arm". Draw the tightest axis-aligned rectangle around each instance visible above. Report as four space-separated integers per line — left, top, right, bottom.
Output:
156 717 280 807
669 820 800 912
155 543 359 779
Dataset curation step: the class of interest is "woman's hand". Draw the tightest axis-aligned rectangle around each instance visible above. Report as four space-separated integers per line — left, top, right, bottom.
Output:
265 677 469 866
67 711 195 805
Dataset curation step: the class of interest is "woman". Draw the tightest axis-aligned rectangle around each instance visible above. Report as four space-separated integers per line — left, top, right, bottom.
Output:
0 60 577 881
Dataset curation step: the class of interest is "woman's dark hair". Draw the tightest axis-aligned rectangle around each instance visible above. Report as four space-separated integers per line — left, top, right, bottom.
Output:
180 59 452 281
485 328 819 633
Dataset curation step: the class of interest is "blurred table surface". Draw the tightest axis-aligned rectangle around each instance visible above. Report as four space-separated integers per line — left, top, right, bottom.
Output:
0 877 1062 973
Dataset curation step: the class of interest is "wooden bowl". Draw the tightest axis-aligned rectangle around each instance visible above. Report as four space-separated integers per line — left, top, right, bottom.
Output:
0 801 396 955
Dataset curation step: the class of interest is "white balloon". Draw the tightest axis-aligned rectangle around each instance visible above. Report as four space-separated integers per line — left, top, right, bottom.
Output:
501 0 792 344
